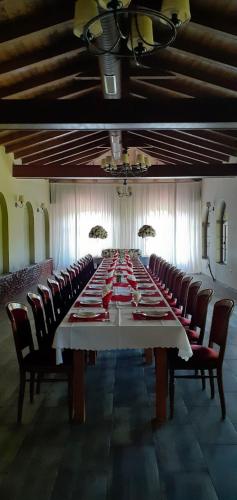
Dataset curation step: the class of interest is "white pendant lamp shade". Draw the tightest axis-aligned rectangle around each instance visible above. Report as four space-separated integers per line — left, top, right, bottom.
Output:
127 15 154 53
161 0 191 25
73 0 103 39
98 0 131 9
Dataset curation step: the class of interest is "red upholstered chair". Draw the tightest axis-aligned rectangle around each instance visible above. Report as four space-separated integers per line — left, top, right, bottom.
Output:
168 299 234 419
61 270 73 304
185 288 214 345
27 292 53 350
47 278 64 324
166 272 185 307
37 284 57 336
6 303 73 423
148 254 156 274
172 275 193 316
179 280 202 327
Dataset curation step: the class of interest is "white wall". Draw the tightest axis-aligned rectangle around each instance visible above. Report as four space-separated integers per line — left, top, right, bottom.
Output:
201 177 237 289
0 146 50 273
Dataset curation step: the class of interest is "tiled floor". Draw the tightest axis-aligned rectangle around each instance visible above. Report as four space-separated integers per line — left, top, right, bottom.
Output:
0 274 237 500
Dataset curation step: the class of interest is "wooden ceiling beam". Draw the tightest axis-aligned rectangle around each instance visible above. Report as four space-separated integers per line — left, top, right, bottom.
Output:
60 150 108 166
157 130 237 156
152 48 237 92
0 48 88 99
0 22 79 74
148 131 228 161
23 139 109 166
0 2 74 43
177 130 237 150
175 22 237 67
14 131 107 158
141 148 192 165
1 99 236 130
130 79 190 99
128 131 211 164
12 163 237 179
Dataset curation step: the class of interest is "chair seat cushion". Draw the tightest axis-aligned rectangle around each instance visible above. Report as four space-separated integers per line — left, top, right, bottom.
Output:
23 349 72 370
179 317 191 326
172 307 182 316
167 298 177 307
169 345 219 369
186 329 200 342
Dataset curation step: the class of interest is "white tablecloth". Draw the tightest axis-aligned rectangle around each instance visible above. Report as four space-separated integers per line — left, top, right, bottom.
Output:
54 305 192 364
53 257 193 366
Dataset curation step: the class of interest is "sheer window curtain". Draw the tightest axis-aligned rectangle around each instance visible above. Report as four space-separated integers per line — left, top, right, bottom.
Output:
50 181 201 272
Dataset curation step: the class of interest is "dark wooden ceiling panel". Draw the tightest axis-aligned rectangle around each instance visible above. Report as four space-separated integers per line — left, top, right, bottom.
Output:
0 0 236 179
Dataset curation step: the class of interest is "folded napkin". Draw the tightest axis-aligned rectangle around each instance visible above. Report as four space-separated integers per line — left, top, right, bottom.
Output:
102 290 113 309
127 277 138 290
91 279 105 284
106 276 114 285
132 311 175 321
68 312 109 322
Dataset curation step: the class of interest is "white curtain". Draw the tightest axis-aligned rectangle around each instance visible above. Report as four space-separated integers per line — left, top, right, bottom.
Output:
50 181 201 272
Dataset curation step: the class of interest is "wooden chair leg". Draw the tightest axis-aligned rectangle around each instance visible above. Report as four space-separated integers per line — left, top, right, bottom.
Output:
144 348 153 365
18 373 26 424
209 369 215 399
217 369 226 419
169 368 175 419
30 372 35 403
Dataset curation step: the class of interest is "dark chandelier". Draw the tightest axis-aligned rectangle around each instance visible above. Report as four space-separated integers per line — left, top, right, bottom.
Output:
74 1 191 66
101 151 151 176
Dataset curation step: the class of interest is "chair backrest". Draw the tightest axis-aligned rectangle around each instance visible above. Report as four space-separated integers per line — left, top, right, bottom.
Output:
166 266 176 290
190 288 214 344
173 272 185 301
6 303 34 366
179 275 193 312
169 268 180 294
149 254 156 273
154 256 162 277
47 278 64 321
61 270 73 299
27 292 49 349
37 284 56 335
209 299 234 363
54 273 65 290
186 280 202 317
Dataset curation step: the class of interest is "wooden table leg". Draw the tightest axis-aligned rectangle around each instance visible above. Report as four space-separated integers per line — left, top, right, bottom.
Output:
88 350 96 365
72 349 85 423
144 348 153 365
153 347 168 428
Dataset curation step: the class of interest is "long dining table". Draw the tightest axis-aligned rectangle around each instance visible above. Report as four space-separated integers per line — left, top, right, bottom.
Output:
53 257 192 426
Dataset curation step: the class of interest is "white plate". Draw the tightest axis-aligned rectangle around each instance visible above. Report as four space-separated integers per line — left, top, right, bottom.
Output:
141 290 158 296
80 298 102 304
138 283 154 288
72 312 101 319
88 284 103 289
84 290 101 296
140 298 161 304
137 311 168 318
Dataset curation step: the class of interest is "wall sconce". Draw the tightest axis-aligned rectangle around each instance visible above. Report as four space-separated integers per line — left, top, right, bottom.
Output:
206 201 215 211
37 203 45 213
15 195 24 208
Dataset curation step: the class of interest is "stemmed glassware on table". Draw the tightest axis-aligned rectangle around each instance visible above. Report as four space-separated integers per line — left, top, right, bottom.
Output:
132 290 142 311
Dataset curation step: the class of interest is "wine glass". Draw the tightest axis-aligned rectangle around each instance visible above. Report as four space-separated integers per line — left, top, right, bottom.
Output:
132 291 141 311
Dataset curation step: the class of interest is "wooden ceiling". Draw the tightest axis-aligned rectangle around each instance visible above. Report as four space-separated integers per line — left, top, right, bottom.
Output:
0 0 236 180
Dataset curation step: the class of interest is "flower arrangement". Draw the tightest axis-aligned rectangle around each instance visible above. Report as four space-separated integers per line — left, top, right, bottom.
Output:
89 225 108 239
138 225 156 238
101 248 141 258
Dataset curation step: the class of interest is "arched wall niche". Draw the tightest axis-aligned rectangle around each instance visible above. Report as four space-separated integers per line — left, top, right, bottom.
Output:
26 201 35 265
0 192 9 273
